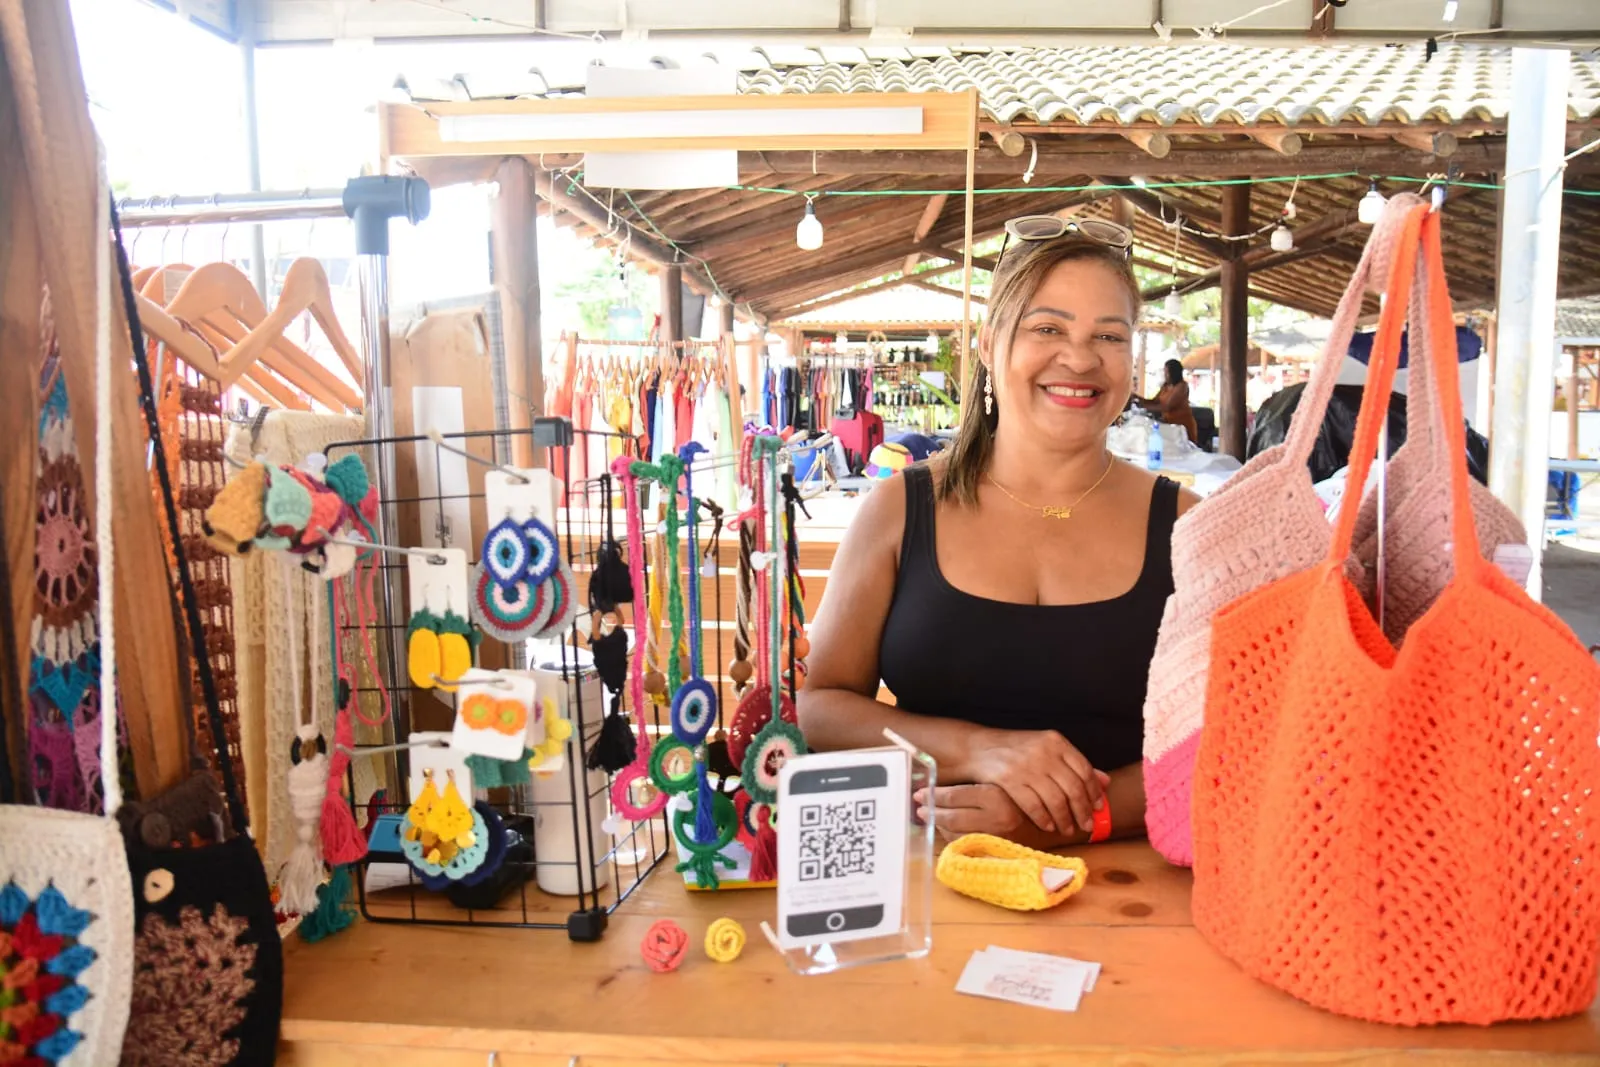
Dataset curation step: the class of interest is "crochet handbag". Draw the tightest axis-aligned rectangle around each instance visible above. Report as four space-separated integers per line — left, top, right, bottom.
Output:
1345 230 1526 641
1192 206 1600 1026
1142 194 1521 867
113 208 283 1067
0 185 135 1066
1142 197 1416 867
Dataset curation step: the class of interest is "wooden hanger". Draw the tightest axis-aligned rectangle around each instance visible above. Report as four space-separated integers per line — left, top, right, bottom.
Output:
161 262 360 412
136 267 310 411
223 258 363 386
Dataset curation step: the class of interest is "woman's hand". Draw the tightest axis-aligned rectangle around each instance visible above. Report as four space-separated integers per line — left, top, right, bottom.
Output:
916 784 1033 843
965 728 1109 835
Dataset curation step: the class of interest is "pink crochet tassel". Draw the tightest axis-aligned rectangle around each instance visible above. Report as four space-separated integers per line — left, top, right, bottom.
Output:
747 824 778 884
320 707 367 864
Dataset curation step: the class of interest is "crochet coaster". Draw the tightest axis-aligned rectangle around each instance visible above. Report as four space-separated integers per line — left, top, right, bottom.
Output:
935 833 1089 912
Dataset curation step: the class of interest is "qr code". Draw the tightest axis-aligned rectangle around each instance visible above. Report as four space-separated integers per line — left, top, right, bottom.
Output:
796 800 877 881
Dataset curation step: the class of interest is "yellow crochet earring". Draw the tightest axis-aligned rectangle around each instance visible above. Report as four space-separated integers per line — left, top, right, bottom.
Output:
426 770 476 846
403 769 440 844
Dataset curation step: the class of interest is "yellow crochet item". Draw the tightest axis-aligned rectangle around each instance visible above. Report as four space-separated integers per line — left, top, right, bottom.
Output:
527 698 573 770
204 461 269 554
704 918 746 963
935 833 1089 912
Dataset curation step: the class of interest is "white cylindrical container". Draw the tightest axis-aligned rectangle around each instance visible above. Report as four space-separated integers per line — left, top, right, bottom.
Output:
529 649 612 896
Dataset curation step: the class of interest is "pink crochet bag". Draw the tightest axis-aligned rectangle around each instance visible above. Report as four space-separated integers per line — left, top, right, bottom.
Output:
1142 194 1522 867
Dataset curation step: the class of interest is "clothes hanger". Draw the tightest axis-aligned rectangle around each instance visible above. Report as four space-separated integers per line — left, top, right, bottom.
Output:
137 266 310 411
162 262 358 412
223 257 363 388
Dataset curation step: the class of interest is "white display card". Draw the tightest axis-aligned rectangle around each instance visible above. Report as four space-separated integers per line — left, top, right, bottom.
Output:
449 669 536 762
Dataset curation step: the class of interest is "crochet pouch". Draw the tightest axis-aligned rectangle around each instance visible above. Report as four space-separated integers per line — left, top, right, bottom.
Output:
1192 207 1600 1025
0 183 135 1066
1141 195 1421 867
113 207 282 1066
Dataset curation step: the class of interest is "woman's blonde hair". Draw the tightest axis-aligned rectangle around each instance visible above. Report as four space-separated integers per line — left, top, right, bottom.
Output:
938 237 1142 506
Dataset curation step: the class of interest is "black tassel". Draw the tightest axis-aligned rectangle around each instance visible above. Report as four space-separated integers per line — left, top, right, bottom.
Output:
586 694 637 773
591 626 628 692
588 473 634 612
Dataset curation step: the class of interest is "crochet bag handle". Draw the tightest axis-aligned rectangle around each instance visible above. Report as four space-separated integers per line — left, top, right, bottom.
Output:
1326 203 1430 569
112 202 250 834
92 169 122 821
1280 197 1420 469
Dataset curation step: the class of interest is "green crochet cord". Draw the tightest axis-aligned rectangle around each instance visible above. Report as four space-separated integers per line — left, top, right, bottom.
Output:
630 453 686 696
751 436 786 731
673 793 738 890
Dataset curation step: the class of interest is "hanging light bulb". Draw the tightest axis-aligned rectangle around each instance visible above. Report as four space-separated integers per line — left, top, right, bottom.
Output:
796 196 824 251
1164 289 1182 317
1270 224 1294 252
1358 180 1386 225
925 331 940 354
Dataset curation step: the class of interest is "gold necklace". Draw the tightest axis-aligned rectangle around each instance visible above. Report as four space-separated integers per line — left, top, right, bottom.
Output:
986 457 1115 520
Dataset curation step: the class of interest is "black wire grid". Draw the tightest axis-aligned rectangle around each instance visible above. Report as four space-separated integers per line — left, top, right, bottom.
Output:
326 420 672 940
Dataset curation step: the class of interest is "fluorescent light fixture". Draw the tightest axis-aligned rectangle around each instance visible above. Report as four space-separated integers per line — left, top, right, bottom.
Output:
439 106 924 145
1442 0 1459 21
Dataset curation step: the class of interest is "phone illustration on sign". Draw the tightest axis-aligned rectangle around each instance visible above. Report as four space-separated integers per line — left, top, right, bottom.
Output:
776 747 908 949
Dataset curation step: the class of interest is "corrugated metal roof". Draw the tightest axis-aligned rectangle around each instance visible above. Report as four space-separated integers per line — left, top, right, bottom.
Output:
399 43 1600 127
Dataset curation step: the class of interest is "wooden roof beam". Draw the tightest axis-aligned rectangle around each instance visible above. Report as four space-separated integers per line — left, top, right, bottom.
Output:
902 193 949 279
1122 130 1172 159
1249 129 1304 155
534 171 722 298
1105 180 1235 261
919 242 998 272
905 277 988 305
1392 130 1460 158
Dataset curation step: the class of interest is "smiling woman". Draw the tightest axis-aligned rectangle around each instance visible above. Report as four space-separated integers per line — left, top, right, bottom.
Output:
798 222 1200 852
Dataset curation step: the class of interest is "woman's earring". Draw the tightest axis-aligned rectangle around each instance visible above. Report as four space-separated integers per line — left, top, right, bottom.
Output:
983 369 994 416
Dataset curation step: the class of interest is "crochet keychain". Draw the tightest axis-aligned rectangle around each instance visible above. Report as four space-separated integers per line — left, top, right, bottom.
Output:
608 457 668 822
729 436 800 772
277 559 328 916
630 450 735 888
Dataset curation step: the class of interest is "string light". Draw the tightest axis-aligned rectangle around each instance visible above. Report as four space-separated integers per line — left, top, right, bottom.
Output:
1358 180 1386 225
796 194 824 251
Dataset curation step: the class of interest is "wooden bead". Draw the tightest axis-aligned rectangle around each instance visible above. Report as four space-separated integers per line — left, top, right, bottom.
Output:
643 670 667 695
729 659 754 686
792 636 811 658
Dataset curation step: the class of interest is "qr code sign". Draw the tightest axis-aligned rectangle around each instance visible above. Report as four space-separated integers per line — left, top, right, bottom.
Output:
797 800 877 881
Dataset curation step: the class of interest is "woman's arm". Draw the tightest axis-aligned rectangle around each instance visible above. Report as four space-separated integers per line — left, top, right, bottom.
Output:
798 471 994 781
919 762 1146 848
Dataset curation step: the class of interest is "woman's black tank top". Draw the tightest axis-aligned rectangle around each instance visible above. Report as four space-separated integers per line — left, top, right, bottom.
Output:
877 464 1179 772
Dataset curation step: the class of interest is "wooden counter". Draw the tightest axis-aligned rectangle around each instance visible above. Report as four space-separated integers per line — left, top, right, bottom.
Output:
278 842 1600 1066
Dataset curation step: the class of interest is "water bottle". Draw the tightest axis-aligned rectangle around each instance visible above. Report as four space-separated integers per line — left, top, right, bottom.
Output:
1146 422 1164 470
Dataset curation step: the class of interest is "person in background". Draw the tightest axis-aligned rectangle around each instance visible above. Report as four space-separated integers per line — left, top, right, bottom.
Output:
799 216 1200 849
1138 358 1199 445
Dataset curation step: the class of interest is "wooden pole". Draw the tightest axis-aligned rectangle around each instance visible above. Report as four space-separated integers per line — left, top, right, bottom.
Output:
489 157 544 466
1219 184 1252 459
662 265 684 345
959 93 978 412
718 301 735 336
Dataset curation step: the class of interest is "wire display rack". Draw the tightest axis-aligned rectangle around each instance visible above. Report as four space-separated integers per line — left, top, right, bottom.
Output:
326 419 671 940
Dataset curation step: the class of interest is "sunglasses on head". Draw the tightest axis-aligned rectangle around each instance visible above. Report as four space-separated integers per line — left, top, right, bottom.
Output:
998 216 1135 261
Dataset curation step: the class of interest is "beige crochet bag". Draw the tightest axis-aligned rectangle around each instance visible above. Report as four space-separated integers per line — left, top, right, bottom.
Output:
1143 193 1521 867
0 168 134 1066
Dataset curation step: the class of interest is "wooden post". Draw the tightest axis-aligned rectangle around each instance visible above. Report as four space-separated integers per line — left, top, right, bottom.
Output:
489 157 544 466
1111 195 1136 233
662 265 684 345
1134 329 1148 399
1219 183 1252 459
1569 347 1582 460
718 301 735 336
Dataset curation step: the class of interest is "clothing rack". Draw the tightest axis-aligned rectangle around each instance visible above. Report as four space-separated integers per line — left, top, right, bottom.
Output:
123 177 432 767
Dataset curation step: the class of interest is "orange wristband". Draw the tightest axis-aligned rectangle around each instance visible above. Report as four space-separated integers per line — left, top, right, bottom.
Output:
1089 802 1112 844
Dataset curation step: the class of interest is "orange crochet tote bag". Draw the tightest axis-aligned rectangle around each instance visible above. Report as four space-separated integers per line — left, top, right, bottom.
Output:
1192 205 1600 1026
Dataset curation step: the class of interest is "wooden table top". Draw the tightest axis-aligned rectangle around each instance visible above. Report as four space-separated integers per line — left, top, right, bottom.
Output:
279 842 1600 1066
